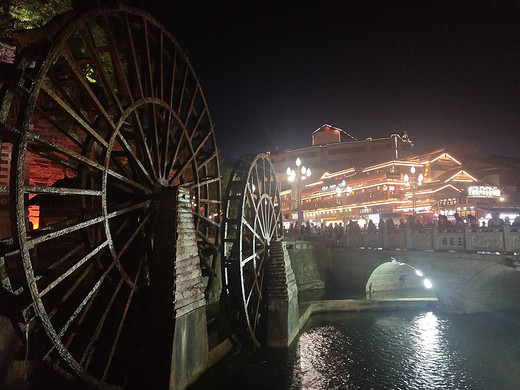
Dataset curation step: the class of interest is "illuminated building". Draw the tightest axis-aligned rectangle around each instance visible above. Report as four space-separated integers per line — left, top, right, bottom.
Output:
269 124 415 177
280 148 520 227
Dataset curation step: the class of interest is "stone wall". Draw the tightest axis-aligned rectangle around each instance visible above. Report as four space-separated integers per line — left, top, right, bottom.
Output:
284 238 328 291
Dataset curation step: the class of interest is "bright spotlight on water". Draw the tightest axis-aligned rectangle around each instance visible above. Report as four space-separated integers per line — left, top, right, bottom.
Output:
415 269 423 277
424 278 433 289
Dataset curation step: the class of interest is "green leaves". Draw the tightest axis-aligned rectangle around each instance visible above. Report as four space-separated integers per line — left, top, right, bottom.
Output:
0 0 72 37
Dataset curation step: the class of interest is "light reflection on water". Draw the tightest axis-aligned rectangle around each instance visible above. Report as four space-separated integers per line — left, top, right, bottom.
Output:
189 309 520 390
290 310 520 390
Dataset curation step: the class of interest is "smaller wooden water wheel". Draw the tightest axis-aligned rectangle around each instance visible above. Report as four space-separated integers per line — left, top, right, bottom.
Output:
0 4 220 389
221 153 283 346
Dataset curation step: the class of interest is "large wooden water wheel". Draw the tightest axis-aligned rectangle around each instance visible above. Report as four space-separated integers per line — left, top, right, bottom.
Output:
0 4 220 389
221 153 283 346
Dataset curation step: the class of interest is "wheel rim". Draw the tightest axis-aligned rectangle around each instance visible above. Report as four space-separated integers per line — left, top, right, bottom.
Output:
222 153 282 346
1 4 220 388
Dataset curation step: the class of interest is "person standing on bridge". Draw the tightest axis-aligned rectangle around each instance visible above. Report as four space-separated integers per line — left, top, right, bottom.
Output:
386 218 396 232
467 214 478 229
366 219 377 233
438 215 452 230
512 215 520 231
453 213 464 231
487 211 504 229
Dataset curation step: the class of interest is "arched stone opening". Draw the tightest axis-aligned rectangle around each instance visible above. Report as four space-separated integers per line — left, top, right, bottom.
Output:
366 259 436 299
439 261 520 314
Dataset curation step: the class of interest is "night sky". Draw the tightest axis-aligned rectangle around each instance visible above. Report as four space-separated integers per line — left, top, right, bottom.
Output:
143 0 520 163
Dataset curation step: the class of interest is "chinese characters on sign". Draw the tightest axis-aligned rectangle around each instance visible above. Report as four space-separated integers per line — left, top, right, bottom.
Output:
467 186 501 198
440 236 464 247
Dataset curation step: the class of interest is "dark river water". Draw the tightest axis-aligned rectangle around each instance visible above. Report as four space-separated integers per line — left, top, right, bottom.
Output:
189 307 520 390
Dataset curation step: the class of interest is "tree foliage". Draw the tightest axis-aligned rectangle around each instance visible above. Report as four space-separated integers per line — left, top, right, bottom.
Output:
0 0 72 38
0 1 146 39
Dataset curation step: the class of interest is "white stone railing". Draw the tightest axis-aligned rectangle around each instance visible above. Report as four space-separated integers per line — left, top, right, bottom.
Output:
340 224 520 253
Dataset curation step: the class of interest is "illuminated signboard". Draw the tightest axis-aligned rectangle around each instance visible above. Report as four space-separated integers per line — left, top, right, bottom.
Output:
467 186 500 198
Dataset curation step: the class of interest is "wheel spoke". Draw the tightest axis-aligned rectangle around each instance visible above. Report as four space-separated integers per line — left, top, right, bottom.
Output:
251 269 265 332
24 185 102 197
124 13 144 99
150 103 162 177
28 217 105 246
115 208 153 260
40 83 109 147
82 277 125 369
99 13 134 105
168 123 214 185
167 49 179 112
61 49 116 130
39 240 109 297
241 217 263 244
58 261 117 339
103 255 144 381
113 129 155 187
158 29 164 100
129 109 157 180
4 5 220 388
79 26 124 114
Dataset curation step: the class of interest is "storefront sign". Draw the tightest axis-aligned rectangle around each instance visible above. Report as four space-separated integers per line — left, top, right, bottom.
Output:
467 186 500 198
359 207 370 215
439 197 458 206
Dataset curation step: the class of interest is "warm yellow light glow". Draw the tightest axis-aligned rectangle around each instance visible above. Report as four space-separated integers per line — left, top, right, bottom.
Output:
320 168 356 180
411 184 462 195
307 180 324 188
362 161 420 173
304 199 405 212
444 170 478 183
431 152 462 165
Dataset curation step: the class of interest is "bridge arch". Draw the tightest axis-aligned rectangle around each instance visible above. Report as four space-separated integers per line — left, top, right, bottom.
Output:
326 248 436 299
438 258 520 313
367 259 434 295
325 245 520 314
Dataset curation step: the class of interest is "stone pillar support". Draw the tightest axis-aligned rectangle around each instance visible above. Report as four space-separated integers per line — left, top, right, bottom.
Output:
266 240 300 347
382 222 389 248
169 187 208 390
432 221 440 250
464 225 473 251
503 224 513 252
404 226 412 249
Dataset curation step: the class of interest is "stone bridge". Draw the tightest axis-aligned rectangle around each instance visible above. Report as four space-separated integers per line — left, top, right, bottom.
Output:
285 225 520 314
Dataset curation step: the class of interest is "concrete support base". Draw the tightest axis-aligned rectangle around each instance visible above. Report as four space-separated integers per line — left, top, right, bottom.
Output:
266 240 300 347
170 306 208 390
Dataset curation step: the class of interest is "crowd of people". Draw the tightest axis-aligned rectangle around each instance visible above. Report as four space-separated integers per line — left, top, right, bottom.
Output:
285 211 520 238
